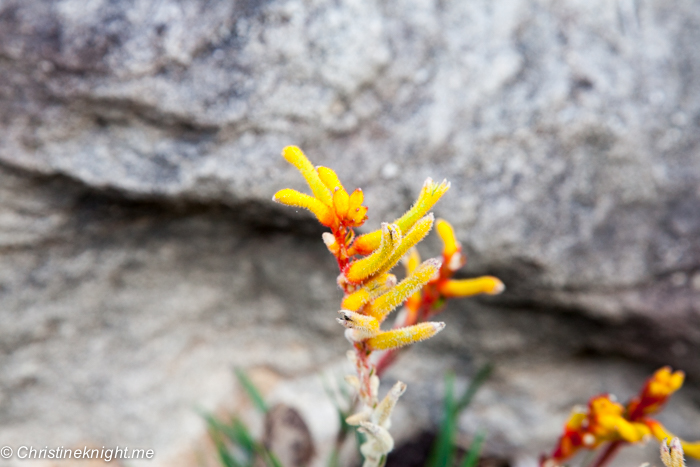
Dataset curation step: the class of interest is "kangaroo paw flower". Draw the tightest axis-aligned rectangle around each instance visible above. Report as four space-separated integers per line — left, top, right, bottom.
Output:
646 420 700 459
346 408 372 426
351 178 449 255
366 322 445 351
545 366 700 466
337 310 380 340
372 381 407 428
282 146 333 206
345 223 402 283
436 218 460 259
275 146 501 467
367 214 435 280
273 189 336 227
344 374 361 391
341 274 397 311
359 422 395 462
368 258 441 322
317 166 344 192
438 276 505 297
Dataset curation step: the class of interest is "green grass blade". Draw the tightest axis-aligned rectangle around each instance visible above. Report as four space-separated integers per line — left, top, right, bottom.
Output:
456 364 493 413
460 429 486 467
234 368 268 414
263 450 284 467
427 372 457 467
204 419 243 467
215 440 242 467
230 418 256 454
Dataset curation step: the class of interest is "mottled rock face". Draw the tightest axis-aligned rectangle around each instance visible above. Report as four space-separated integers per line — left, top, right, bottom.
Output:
1 0 700 466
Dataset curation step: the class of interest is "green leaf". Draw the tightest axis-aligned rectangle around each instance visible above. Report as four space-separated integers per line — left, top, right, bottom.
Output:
456 364 493 413
427 372 458 467
459 429 486 467
264 451 284 467
234 368 268 414
206 423 243 467
230 418 256 455
427 365 493 467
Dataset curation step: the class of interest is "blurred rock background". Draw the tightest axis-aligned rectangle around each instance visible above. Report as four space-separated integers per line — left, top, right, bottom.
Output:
1 0 699 466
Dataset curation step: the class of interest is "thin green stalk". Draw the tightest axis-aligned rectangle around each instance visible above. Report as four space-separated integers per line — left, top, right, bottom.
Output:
459 429 486 467
427 372 458 467
456 364 493 412
234 368 268 414
428 364 493 467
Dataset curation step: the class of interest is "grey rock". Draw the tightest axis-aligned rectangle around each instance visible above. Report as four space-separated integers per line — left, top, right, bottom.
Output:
1 0 700 465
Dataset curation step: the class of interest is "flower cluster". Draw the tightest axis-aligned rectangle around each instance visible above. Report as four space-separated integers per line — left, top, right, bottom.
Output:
374 217 504 374
542 366 700 467
273 146 504 466
402 218 503 330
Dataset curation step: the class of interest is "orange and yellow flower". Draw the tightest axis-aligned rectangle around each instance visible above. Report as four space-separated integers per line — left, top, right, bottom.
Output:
544 366 700 466
401 218 504 326
273 146 448 359
274 145 506 467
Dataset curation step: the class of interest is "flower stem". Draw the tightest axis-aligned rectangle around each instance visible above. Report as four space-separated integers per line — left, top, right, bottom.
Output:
590 442 623 467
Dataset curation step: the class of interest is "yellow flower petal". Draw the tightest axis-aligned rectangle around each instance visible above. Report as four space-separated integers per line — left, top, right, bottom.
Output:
436 218 460 258
317 166 344 192
372 381 406 426
394 177 449 239
351 178 449 255
349 205 368 226
341 274 397 311
647 420 700 460
648 367 685 398
368 258 441 322
345 223 401 284
564 410 587 430
681 441 700 460
366 322 445 351
348 188 364 211
367 214 435 280
282 146 333 207
404 247 421 276
273 189 335 226
614 418 650 443
350 231 382 256
334 188 350 218
337 310 380 340
438 276 505 297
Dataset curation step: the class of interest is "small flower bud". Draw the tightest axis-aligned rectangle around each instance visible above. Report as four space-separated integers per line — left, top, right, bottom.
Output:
322 232 340 255
344 375 360 391
359 421 394 456
372 381 407 427
369 375 380 402
346 408 372 426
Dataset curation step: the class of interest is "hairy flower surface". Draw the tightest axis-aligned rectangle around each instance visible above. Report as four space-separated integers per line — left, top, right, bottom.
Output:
661 438 687 467
273 146 450 358
397 218 505 331
274 146 505 466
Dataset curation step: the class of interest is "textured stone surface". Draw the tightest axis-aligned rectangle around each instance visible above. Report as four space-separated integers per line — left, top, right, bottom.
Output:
1 0 700 466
